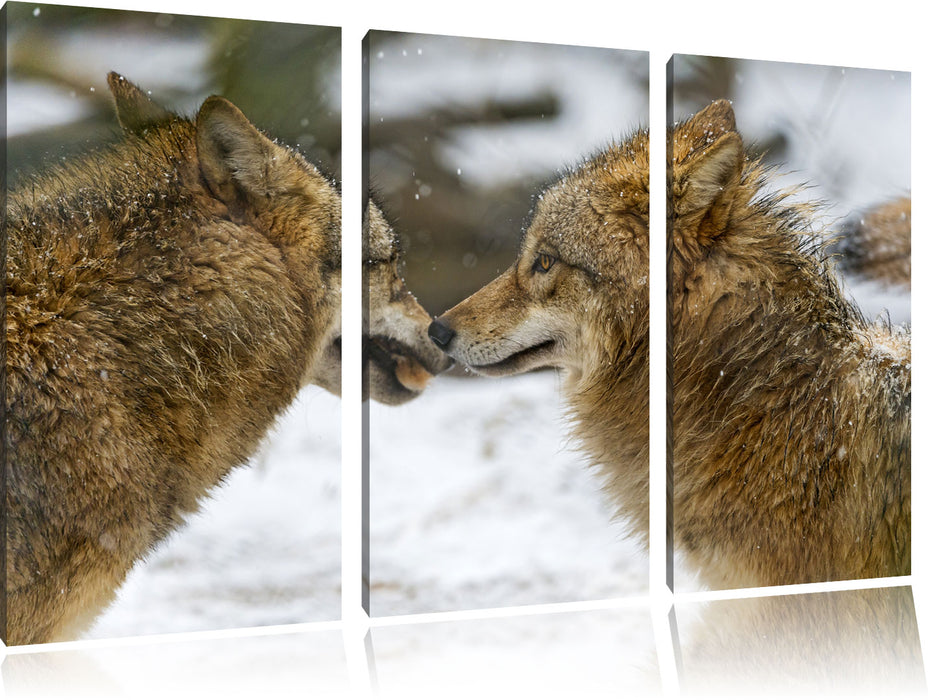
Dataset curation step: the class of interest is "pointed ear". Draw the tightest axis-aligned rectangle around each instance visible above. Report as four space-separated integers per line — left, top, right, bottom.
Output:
670 101 745 257
107 72 174 134
684 99 737 136
675 131 743 217
196 96 282 204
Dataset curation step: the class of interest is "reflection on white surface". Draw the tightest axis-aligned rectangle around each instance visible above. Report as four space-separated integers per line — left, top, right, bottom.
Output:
676 585 926 695
1 629 351 700
370 606 660 699
2 586 927 698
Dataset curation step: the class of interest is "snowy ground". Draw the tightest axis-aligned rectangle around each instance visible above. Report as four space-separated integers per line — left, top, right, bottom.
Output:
368 372 648 616
88 368 651 637
87 335 650 640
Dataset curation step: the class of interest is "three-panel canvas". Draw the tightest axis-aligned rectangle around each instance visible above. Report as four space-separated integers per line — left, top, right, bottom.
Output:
1 2 924 696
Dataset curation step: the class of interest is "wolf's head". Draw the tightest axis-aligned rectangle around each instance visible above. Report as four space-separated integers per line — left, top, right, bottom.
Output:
109 73 449 406
108 73 345 395
666 100 852 341
428 130 649 388
365 201 452 405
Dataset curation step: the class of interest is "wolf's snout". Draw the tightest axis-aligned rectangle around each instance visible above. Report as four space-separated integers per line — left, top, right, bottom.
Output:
428 318 455 349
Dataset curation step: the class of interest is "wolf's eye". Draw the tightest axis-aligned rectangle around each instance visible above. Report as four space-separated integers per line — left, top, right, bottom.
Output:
533 253 556 273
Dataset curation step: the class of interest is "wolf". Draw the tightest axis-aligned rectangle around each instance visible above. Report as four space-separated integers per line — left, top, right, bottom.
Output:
429 100 910 590
365 200 452 405
4 73 342 645
2 72 439 646
667 101 909 587
427 129 651 542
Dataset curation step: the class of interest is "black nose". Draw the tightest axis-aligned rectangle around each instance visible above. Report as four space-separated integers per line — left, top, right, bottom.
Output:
428 318 455 349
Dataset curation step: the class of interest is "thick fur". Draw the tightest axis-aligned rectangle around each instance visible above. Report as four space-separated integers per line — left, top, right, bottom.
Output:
365 201 451 405
669 101 909 588
4 74 343 645
431 100 910 590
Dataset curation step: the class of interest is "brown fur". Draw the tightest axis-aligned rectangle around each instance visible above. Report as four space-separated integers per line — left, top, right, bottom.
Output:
835 196 911 290
668 101 910 588
3 74 342 645
431 100 910 591
365 201 451 405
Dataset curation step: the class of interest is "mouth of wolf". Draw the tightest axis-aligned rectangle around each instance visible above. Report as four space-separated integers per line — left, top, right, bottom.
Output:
365 334 426 394
470 338 557 374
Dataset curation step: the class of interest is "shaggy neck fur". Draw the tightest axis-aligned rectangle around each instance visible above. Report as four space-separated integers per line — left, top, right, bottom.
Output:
566 303 651 542
669 158 910 588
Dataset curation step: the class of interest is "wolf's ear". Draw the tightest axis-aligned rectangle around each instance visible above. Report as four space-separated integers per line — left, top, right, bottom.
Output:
670 101 743 242
107 72 174 134
196 96 283 205
675 132 743 217
683 99 737 137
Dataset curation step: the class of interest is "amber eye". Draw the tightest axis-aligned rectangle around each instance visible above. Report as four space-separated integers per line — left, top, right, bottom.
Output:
533 253 556 273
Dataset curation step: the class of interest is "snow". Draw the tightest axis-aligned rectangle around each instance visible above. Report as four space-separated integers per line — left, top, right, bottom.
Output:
368 372 647 616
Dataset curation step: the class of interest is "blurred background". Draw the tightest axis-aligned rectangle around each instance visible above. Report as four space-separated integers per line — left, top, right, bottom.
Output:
5 3 342 639
6 3 340 184
366 32 651 617
366 31 649 314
